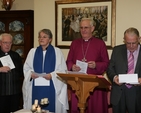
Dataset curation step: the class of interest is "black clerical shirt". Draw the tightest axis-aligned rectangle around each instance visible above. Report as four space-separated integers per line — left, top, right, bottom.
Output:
0 49 23 95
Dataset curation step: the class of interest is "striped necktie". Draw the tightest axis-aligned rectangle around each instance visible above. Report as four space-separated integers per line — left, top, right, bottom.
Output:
126 51 134 88
127 52 134 74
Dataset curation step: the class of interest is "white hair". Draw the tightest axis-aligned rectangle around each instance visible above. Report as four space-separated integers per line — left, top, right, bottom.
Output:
80 18 96 26
0 33 13 41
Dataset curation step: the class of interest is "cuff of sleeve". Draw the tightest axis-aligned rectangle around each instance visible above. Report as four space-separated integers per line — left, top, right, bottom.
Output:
113 75 117 82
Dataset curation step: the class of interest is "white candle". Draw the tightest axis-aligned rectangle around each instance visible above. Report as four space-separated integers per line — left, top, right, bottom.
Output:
41 99 44 105
44 98 48 104
44 98 48 102
34 99 38 105
32 105 36 110
37 106 41 112
41 99 44 103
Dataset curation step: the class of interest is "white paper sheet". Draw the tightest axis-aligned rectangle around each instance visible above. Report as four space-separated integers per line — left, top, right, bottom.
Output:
76 60 88 74
31 71 47 77
119 74 139 84
31 71 50 86
35 77 50 86
66 70 87 75
0 55 15 69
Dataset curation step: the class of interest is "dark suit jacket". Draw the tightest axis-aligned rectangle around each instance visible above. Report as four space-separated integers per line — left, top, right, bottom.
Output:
107 44 141 106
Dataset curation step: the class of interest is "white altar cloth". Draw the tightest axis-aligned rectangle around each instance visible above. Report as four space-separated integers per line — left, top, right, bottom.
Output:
14 109 32 113
14 109 51 113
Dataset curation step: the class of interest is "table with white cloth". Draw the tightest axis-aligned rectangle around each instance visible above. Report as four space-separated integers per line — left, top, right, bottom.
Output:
14 109 51 113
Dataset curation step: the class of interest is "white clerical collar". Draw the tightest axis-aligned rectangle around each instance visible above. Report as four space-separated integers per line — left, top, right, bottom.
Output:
5 53 8 55
83 37 92 42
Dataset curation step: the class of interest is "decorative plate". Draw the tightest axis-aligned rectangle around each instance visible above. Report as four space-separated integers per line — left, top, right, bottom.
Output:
13 34 24 44
9 20 24 31
15 48 23 56
0 21 5 31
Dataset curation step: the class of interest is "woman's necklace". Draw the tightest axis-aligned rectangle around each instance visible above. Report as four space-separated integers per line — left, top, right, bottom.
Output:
81 39 91 62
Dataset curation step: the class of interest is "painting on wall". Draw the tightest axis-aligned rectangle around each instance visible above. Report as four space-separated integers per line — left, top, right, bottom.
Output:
55 0 116 49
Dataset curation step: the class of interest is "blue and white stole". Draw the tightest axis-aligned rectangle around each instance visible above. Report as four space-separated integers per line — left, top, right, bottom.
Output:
32 44 56 112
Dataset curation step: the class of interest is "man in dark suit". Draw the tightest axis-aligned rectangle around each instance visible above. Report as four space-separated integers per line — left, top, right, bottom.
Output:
107 27 141 113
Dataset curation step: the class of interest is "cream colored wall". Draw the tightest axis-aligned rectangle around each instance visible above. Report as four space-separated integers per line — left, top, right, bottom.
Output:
34 0 141 59
0 0 141 60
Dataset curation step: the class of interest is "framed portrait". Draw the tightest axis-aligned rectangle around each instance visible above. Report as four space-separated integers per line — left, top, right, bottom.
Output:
55 0 116 49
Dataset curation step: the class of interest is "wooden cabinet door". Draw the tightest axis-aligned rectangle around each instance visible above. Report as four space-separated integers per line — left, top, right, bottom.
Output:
0 10 34 63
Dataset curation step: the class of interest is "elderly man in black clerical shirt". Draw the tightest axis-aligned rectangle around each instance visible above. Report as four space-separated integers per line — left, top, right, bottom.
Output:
0 33 23 113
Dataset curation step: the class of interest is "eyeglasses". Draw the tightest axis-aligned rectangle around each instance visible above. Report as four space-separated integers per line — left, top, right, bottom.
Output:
80 26 91 30
125 41 138 45
1 42 12 45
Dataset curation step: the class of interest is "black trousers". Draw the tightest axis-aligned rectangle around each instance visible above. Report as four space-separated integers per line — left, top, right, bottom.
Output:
112 85 141 113
0 94 21 113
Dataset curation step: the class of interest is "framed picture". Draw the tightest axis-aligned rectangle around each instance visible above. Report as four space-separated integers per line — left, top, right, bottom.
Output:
55 0 116 49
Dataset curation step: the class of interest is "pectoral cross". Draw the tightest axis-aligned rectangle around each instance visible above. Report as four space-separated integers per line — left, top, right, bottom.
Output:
82 57 87 62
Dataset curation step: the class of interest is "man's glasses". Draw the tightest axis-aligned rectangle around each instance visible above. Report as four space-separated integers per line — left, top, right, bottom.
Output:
1 42 12 45
125 41 138 46
80 26 91 30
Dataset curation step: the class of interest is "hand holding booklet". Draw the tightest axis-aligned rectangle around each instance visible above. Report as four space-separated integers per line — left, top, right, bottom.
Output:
0 55 15 69
31 71 47 77
76 60 88 74
119 74 139 84
31 71 50 86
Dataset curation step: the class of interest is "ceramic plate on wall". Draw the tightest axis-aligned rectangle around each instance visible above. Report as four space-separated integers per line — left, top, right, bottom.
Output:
9 20 24 31
0 21 5 31
13 34 24 45
15 49 23 56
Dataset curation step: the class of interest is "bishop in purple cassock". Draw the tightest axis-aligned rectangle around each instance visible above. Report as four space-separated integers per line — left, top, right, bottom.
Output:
66 18 109 113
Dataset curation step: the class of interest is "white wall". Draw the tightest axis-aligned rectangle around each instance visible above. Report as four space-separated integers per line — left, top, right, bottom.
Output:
0 0 141 60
